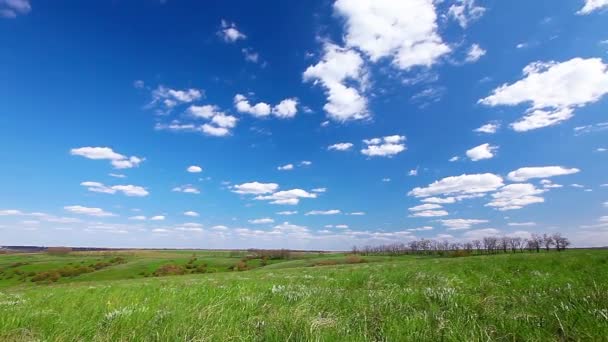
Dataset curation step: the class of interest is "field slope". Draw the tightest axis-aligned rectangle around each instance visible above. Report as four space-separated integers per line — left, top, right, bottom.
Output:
1 250 607 341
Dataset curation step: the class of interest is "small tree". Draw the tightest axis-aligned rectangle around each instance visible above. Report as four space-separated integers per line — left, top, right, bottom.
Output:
542 234 554 251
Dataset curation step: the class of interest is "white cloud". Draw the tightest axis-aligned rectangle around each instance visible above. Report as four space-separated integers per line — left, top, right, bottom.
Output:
256 189 317 205
311 188 326 193
188 105 221 119
0 0 31 18
0 209 23 216
508 222 537 227
408 203 442 212
172 185 200 194
151 85 203 111
211 113 238 128
465 44 486 63
577 0 608 14
272 98 299 118
410 210 449 217
80 182 149 197
597 147 607 152
480 58 608 131
187 165 202 173
449 156 460 162
219 20 246 42
277 164 294 171
70 147 144 169
421 197 456 204
486 183 545 211
439 219 488 230
507 166 580 182
248 218 274 224
382 178 391 182
361 135 406 157
409 173 504 198
305 210 341 216
201 124 231 137
300 161 312 166
447 0 486 28
183 211 199 217
129 215 146 221
109 173 126 178
408 226 434 232
277 211 298 215
462 228 501 239
349 212 366 216
334 0 450 69
474 122 500 134
466 143 498 161
540 179 563 189
303 43 368 121
150 215 165 221
64 205 115 217
232 182 279 195
408 169 418 176
241 48 259 63
328 142 354 151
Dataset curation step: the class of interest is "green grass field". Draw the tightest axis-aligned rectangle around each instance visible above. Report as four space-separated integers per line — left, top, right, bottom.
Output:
1 249 607 341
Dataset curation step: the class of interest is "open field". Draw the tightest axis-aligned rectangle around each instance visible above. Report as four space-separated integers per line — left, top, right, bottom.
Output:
0 249 607 341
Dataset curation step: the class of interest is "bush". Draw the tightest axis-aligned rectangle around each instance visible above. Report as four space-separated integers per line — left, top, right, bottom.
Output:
31 271 61 283
153 264 186 277
345 255 367 264
313 260 338 267
46 247 73 255
231 261 248 271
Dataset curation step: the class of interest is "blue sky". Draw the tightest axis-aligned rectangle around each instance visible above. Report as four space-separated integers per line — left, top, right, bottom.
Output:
1 0 607 250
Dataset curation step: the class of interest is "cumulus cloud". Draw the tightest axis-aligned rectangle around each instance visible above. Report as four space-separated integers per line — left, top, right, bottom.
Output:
328 142 354 151
465 44 486 63
232 182 279 195
447 0 486 28
486 183 545 211
183 211 199 217
70 147 144 169
248 218 274 224
303 43 369 121
151 85 203 112
507 166 580 182
409 173 504 198
408 203 443 212
409 210 449 217
219 20 246 42
305 210 341 216
421 197 456 204
277 164 294 171
172 185 200 194
479 58 608 131
361 135 406 157
0 0 31 18
234 94 298 119
276 211 298 215
508 222 537 227
577 0 608 14
80 182 149 197
201 124 231 137
150 215 165 221
334 0 450 69
474 122 500 134
255 189 317 205
438 219 489 230
187 165 202 173
466 143 498 161
64 205 115 217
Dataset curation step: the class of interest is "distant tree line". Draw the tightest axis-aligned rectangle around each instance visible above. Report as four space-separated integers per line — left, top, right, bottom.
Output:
352 233 571 256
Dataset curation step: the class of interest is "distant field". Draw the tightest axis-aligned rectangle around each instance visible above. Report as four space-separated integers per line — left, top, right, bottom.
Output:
1 250 607 340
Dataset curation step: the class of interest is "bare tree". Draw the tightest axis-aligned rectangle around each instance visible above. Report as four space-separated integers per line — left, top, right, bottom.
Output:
542 234 554 251
552 233 571 252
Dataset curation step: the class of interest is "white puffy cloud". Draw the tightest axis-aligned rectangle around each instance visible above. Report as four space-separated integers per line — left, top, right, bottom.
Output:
328 142 354 151
465 44 486 63
64 205 115 217
129 215 147 221
449 156 460 162
70 147 144 169
219 20 246 42
303 43 369 121
448 0 486 28
409 173 504 198
462 228 501 239
232 182 279 195
577 0 608 14
334 0 450 69
272 98 299 118
474 122 500 134
188 105 220 119
349 212 366 216
408 203 442 212
151 85 202 111
183 211 199 217
172 185 200 194
201 124 231 137
300 161 312 166
182 105 237 137
408 226 434 232
421 197 456 204
438 219 488 230
187 165 202 173
508 222 537 227
0 0 31 18
507 166 580 182
574 121 608 135
80 181 149 197
466 143 498 161
540 179 563 189
311 188 326 193
361 135 406 157
255 189 317 205
0 209 23 216
486 184 545 211
305 210 341 216
109 173 126 178
408 169 418 176
241 48 259 63
276 211 298 215
410 210 449 217
248 218 274 224
150 215 165 221
480 58 608 131
277 164 294 171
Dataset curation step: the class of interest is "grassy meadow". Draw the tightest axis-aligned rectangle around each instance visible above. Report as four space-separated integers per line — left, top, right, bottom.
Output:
0 249 607 341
